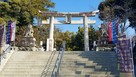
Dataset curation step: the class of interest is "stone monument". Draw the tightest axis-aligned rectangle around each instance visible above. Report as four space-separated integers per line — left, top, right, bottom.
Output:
19 24 37 51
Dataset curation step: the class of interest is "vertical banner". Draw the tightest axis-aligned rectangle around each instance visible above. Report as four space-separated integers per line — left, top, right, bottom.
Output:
108 22 112 42
0 25 4 47
6 20 12 44
117 36 133 73
112 18 118 44
10 22 16 41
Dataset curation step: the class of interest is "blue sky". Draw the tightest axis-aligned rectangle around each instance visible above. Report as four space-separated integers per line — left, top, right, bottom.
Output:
124 20 135 38
48 0 135 37
125 27 135 38
49 0 104 32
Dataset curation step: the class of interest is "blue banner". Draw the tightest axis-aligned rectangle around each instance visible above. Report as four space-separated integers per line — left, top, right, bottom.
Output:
112 18 118 44
6 20 12 44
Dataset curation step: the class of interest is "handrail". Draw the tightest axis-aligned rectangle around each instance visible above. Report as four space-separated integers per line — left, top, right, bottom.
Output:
0 45 11 60
56 48 65 77
40 50 56 77
41 41 66 77
51 48 65 77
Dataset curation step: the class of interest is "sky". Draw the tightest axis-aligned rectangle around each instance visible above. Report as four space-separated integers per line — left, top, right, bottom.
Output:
125 27 135 38
48 0 135 37
124 20 135 38
49 0 104 32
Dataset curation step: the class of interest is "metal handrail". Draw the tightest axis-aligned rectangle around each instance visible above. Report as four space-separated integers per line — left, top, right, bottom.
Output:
51 48 65 77
40 50 56 77
0 45 11 60
0 45 11 65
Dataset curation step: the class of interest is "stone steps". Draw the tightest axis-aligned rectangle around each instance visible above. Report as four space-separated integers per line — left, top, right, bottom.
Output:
59 51 119 77
0 51 58 77
0 74 40 77
59 74 117 77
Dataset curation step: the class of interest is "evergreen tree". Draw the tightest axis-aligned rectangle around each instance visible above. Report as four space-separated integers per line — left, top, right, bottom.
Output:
98 0 136 32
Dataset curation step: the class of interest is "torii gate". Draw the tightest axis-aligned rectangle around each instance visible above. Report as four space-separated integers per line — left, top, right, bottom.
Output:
40 11 99 51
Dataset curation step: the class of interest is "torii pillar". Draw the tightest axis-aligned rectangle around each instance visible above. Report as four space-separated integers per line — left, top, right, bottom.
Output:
46 16 54 51
83 15 89 51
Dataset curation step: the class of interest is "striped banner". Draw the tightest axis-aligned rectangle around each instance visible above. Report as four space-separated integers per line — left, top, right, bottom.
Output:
6 20 12 44
112 18 118 44
0 25 4 47
10 22 16 41
108 22 112 42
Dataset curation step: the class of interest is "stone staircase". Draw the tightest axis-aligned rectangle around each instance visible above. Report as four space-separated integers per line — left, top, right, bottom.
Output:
0 51 58 77
0 51 119 77
59 51 119 77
